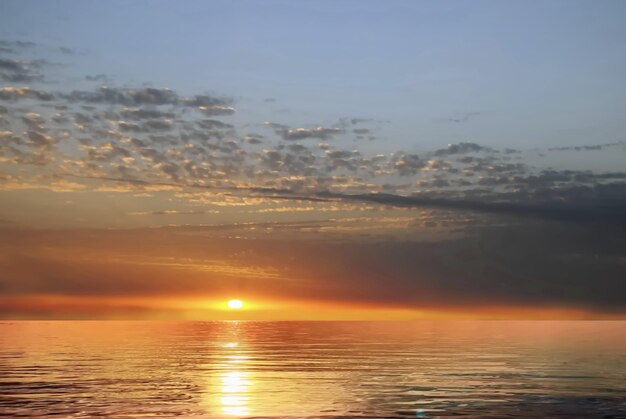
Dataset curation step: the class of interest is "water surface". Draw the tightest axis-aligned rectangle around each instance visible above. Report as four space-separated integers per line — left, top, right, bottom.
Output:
1 321 625 418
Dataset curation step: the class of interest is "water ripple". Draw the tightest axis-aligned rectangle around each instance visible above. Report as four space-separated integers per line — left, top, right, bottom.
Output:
0 321 625 418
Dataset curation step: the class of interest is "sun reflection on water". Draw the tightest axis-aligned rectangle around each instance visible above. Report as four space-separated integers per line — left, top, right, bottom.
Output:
205 329 253 417
219 370 251 416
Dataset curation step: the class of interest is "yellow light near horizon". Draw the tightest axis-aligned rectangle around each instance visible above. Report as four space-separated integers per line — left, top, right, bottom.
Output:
227 299 244 309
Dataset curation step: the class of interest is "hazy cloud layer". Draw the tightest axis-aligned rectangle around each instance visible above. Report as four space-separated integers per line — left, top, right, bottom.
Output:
1 219 624 317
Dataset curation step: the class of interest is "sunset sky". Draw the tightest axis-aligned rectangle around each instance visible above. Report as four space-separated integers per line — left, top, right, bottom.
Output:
1 0 625 319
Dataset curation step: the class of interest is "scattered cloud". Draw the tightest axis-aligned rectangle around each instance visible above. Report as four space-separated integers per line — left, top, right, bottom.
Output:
0 87 53 101
548 141 625 152
129 209 220 216
196 105 236 116
85 74 111 82
434 142 493 156
283 126 343 140
440 111 480 124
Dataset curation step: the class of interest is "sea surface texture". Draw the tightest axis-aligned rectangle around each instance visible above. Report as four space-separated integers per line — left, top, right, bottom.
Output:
1 321 625 418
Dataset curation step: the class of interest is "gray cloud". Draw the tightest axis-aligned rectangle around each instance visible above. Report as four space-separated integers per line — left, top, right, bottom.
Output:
183 94 233 107
58 46 75 55
434 142 493 156
243 134 263 144
442 111 480 123
392 153 426 176
0 40 36 54
63 87 180 106
0 58 47 82
119 108 176 120
196 119 234 130
261 121 344 141
85 74 111 82
315 183 626 225
548 141 625 152
282 127 344 140
118 119 172 133
196 105 236 116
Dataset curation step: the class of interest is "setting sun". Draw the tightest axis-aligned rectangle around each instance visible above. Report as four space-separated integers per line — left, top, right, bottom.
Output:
227 299 244 309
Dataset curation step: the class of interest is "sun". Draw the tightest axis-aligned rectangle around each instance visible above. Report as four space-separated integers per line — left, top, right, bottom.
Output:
227 299 244 309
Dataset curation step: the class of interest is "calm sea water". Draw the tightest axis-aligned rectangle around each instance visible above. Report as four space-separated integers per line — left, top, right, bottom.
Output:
0 321 625 418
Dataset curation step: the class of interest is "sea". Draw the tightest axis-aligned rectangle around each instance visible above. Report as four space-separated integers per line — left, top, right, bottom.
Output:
1 321 625 418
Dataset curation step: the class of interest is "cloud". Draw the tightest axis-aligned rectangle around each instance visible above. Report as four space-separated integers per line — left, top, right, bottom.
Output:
3 82 624 230
262 121 289 131
129 209 220 216
261 121 345 141
314 184 626 225
548 141 625 152
0 58 48 82
196 119 234 130
1 221 624 316
243 134 263 144
26 130 56 147
58 46 75 55
183 94 233 107
196 105 236 116
0 40 36 54
441 111 480 123
0 87 54 101
282 127 344 140
85 74 111 82
119 108 176 120
63 87 180 106
338 117 376 126
0 56 624 235
392 153 426 176
434 142 493 156
118 119 172 132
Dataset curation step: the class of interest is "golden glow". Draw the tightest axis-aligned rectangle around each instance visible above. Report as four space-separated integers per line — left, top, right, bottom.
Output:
1 294 623 321
227 299 244 309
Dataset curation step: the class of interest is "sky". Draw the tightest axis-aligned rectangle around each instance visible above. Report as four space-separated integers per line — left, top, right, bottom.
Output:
1 0 625 319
